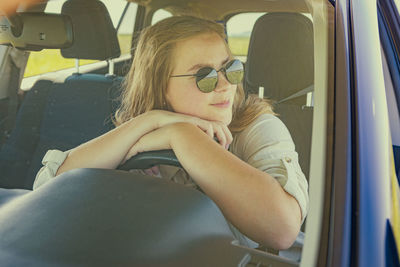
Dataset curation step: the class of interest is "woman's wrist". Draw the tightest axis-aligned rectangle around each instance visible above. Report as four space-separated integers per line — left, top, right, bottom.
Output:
168 122 202 149
126 112 158 134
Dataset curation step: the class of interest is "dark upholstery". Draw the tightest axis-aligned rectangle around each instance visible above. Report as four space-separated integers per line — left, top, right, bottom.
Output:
245 13 314 179
0 0 125 189
245 13 314 100
61 0 121 60
0 169 246 266
0 75 122 189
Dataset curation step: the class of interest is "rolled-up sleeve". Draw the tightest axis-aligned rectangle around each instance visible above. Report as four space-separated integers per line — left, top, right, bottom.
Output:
231 114 309 223
33 149 70 190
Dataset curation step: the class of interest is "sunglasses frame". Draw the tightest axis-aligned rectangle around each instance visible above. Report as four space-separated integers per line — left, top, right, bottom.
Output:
170 59 244 93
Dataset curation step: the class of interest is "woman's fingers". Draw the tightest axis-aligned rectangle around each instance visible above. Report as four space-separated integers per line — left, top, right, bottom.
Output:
194 120 232 149
213 124 227 148
143 166 160 176
190 118 211 133
221 124 233 147
122 147 137 164
150 165 160 175
196 120 214 139
148 111 232 147
144 111 233 149
143 168 154 176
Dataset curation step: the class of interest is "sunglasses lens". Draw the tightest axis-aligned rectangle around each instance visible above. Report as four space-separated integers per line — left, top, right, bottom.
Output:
225 59 244 84
196 67 218 93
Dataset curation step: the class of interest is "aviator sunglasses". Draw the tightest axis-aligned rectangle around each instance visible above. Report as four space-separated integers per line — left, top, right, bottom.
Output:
170 59 244 93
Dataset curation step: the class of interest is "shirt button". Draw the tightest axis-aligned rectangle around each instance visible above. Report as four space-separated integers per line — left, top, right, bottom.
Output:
285 156 292 163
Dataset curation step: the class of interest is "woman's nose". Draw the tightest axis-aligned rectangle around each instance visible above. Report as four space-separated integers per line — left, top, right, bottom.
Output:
214 71 231 92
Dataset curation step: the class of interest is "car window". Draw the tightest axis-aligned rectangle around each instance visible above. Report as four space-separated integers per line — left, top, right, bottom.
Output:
102 0 137 56
382 52 400 147
151 9 173 25
378 0 400 152
378 1 400 258
23 0 136 79
0 1 338 265
394 0 400 12
226 13 265 60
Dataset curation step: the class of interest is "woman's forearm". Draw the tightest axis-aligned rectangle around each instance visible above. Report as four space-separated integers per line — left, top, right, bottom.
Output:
56 110 231 176
169 123 301 249
56 114 155 175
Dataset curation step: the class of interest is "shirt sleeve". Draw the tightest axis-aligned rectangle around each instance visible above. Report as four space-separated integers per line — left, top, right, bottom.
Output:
231 114 309 223
33 149 70 190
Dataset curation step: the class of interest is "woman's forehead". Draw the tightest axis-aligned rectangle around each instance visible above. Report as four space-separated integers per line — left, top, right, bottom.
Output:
172 32 230 72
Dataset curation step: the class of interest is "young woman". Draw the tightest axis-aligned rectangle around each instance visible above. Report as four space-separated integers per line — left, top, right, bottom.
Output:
34 16 308 250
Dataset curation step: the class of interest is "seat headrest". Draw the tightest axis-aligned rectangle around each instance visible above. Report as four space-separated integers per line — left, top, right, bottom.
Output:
60 0 121 60
245 13 314 101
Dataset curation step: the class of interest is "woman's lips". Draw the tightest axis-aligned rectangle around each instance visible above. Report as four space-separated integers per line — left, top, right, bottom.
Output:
211 100 230 108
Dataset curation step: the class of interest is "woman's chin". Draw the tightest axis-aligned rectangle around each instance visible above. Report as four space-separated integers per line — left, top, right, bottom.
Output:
214 114 232 126
215 112 232 125
180 110 232 125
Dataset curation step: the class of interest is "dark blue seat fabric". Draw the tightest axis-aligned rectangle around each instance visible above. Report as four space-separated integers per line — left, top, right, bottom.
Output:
0 74 123 189
0 0 124 190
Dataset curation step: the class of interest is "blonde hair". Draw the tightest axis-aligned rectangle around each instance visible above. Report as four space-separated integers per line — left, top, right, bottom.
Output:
114 15 274 134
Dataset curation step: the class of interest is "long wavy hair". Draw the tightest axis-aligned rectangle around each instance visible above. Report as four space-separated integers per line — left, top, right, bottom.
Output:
114 16 274 134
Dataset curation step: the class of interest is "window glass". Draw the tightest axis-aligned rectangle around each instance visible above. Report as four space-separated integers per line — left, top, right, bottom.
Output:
226 13 265 58
115 3 137 55
378 9 400 254
394 0 400 13
24 0 135 78
382 52 400 146
151 9 173 25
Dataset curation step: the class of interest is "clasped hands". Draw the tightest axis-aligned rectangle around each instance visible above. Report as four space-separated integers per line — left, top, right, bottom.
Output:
122 110 233 175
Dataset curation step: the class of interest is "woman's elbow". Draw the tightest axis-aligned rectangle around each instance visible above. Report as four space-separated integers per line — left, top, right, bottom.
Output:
272 225 300 250
261 212 301 250
272 194 303 249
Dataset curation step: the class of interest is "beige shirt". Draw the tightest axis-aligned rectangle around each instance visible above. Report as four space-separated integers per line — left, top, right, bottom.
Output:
33 113 309 248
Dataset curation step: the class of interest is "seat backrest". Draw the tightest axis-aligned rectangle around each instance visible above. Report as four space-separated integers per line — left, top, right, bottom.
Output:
61 0 121 60
0 0 123 189
0 76 123 189
245 13 314 179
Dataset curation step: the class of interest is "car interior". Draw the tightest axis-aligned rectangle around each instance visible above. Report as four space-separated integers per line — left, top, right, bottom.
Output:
0 0 335 266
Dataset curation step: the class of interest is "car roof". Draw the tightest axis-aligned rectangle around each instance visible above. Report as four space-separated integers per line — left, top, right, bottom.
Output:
120 0 309 20
32 0 311 22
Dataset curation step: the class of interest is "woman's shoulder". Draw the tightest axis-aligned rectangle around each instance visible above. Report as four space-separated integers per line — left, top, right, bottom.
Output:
230 113 294 159
235 113 292 142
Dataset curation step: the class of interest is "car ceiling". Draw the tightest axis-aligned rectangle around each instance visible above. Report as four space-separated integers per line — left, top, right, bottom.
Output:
36 0 310 21
126 0 311 20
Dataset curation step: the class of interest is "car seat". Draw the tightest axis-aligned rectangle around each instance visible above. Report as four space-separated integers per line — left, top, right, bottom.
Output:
0 0 123 189
244 12 314 179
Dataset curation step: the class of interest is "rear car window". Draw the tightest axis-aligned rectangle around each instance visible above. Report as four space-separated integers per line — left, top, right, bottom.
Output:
151 9 173 25
226 13 265 60
24 0 136 78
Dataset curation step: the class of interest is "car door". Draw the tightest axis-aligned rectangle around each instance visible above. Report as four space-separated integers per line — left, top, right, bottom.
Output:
377 0 400 265
331 0 400 267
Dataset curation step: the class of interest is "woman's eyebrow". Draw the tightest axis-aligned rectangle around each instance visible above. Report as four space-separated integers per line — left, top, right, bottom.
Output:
187 57 230 73
219 57 230 69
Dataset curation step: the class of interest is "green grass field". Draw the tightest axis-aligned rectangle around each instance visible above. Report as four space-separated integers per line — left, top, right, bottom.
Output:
24 35 133 78
24 35 249 78
228 36 250 56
